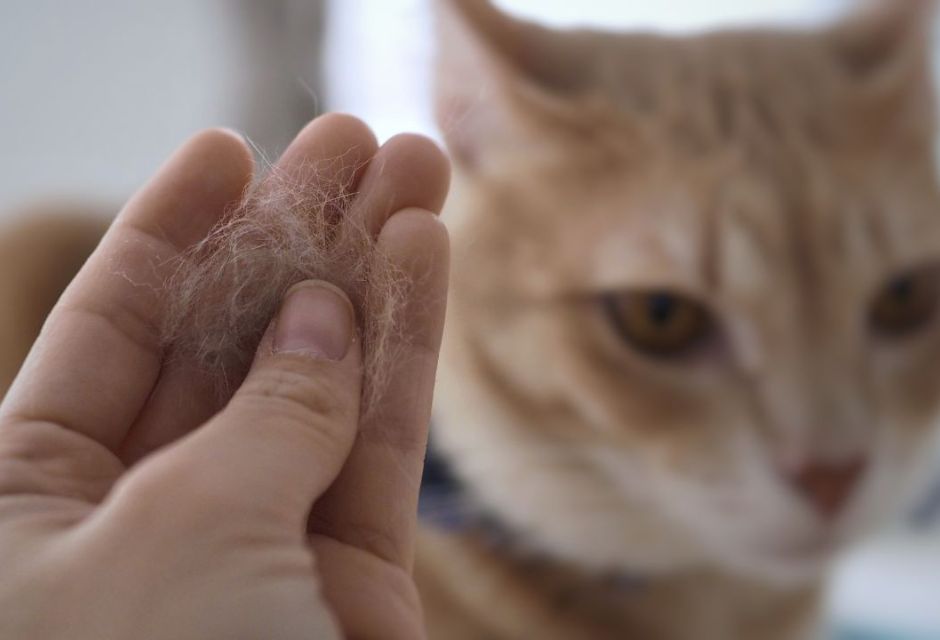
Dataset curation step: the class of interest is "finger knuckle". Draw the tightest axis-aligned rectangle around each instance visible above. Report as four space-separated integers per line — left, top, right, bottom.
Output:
236 361 357 427
0 420 121 501
0 459 35 496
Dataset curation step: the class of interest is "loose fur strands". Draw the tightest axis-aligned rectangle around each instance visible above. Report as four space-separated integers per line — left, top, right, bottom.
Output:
160 155 409 416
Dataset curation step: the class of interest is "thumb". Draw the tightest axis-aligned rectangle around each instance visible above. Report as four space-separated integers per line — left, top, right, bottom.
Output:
150 280 363 527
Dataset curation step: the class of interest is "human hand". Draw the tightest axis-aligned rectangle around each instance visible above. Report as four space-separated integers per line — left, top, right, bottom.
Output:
0 114 450 639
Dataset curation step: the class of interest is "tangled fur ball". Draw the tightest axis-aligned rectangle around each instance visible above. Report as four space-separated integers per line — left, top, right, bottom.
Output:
160 156 409 415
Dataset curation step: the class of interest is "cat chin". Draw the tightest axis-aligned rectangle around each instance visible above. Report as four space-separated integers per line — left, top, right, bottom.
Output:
721 549 834 588
524 516 834 588
705 528 843 588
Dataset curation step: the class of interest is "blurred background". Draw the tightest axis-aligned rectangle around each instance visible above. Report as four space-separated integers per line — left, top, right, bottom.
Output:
1 1 939 638
0 0 864 214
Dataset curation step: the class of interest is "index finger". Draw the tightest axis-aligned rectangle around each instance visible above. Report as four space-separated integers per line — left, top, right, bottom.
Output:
0 129 254 453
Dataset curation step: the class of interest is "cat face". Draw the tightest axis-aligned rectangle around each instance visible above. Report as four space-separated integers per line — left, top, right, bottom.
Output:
432 0 940 585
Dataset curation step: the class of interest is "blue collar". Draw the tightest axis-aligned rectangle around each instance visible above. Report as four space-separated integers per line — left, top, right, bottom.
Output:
418 442 649 593
418 440 530 549
418 441 481 530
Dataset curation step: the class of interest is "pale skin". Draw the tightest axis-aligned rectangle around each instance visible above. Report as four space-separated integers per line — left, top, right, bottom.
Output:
0 114 451 639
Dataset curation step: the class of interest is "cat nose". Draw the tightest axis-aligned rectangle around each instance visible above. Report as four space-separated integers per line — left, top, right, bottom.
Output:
786 457 867 519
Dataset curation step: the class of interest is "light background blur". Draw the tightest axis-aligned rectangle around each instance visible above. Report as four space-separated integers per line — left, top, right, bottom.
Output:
0 0 860 215
1 1 939 637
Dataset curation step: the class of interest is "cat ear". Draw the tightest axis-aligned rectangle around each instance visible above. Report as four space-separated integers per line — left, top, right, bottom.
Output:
433 0 589 169
828 0 936 137
829 0 935 86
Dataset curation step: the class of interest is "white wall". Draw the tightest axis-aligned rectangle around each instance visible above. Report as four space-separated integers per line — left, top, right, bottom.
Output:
0 0 322 217
0 1 241 215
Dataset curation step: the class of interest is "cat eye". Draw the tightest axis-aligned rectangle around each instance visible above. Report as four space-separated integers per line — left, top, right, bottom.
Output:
603 291 712 358
870 270 939 338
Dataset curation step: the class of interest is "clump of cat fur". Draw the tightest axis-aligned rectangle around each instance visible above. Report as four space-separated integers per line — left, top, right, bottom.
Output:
160 157 408 415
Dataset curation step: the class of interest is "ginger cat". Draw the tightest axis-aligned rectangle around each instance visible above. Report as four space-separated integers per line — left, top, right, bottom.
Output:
2 1 940 638
416 0 940 638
